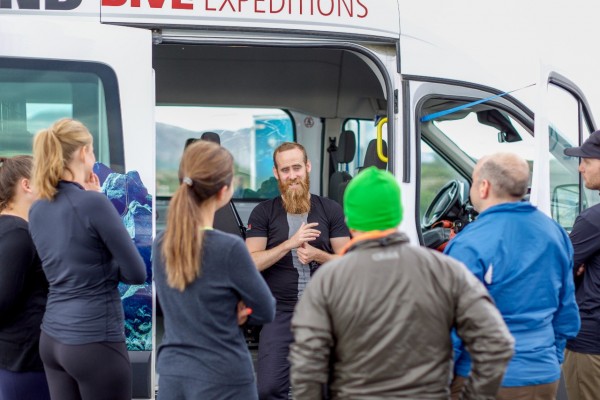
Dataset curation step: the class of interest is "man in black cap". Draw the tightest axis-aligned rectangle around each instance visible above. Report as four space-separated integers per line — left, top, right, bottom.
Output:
562 130 600 400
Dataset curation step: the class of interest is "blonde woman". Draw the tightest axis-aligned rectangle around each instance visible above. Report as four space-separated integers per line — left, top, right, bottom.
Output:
0 155 50 400
153 140 275 399
29 118 146 400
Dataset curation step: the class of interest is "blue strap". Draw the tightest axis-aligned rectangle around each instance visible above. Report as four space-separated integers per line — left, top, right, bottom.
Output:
420 83 535 122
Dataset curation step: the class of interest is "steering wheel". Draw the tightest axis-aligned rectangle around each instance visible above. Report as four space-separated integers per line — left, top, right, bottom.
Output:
422 180 461 229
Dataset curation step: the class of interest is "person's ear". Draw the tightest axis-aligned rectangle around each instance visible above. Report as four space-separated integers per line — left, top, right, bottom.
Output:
79 146 88 163
273 166 280 180
20 178 32 194
216 185 232 204
479 179 491 199
306 160 312 174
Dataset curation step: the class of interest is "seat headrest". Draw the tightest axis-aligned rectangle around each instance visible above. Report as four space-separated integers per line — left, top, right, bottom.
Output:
363 139 387 170
336 130 356 164
200 131 221 145
328 171 352 205
184 132 221 150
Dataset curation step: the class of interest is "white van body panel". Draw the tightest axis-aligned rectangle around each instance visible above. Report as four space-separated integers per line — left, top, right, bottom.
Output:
100 0 399 39
0 16 155 193
399 21 512 91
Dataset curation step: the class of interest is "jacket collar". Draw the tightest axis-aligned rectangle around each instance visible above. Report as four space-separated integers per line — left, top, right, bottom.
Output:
478 201 535 219
58 180 85 190
341 229 408 255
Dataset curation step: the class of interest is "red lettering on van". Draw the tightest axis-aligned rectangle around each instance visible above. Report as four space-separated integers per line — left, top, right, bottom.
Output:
237 0 247 12
101 0 127 6
130 0 166 7
218 0 235 11
101 0 370 18
173 0 192 9
270 0 283 13
317 0 334 16
356 0 367 18
338 0 351 17
205 0 217 11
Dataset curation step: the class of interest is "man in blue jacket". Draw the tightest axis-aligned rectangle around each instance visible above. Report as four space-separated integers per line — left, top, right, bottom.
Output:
446 152 580 399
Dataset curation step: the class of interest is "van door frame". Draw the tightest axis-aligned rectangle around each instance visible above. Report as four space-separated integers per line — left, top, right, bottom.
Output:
402 75 534 245
533 68 597 216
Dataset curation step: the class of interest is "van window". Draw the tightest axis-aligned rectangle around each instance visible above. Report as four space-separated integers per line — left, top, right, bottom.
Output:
0 59 121 171
547 84 598 229
155 106 294 199
433 112 535 164
343 118 385 173
420 142 466 221
420 99 583 231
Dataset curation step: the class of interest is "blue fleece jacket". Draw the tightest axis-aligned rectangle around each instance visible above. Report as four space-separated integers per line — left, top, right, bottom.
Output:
445 202 580 386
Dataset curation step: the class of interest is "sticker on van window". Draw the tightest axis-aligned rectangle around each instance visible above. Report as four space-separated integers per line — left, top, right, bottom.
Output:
95 162 153 351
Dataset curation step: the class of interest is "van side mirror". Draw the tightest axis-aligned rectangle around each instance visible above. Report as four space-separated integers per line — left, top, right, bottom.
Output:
551 184 582 230
476 109 522 143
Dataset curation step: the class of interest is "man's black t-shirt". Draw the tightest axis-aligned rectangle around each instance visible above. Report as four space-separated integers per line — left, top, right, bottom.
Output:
246 195 349 312
567 202 600 354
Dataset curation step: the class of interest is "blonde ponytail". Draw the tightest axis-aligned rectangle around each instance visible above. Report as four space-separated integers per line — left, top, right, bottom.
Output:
32 118 92 201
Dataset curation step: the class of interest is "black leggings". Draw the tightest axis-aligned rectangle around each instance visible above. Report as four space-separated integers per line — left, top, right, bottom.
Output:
39 331 132 400
0 367 50 400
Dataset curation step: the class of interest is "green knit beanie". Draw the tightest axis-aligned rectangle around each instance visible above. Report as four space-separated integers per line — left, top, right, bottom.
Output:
343 166 403 231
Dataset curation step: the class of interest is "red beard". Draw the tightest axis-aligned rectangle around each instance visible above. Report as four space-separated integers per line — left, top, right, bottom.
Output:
279 175 311 214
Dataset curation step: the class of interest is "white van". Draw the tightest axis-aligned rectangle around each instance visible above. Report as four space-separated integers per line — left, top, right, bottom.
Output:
0 2 595 398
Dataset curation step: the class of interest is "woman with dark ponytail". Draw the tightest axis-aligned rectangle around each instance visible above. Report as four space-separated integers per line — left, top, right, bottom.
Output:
153 140 275 400
0 155 50 400
29 118 147 400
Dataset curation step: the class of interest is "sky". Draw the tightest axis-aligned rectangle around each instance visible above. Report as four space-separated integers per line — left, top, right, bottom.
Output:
400 0 599 123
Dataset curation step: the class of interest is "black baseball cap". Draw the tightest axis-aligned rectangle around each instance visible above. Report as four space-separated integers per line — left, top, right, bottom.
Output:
564 130 600 159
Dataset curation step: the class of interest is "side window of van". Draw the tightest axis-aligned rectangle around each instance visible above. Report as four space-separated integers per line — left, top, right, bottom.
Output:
420 142 466 222
419 98 586 233
0 59 121 170
155 106 294 199
343 118 381 173
419 106 537 246
546 84 597 229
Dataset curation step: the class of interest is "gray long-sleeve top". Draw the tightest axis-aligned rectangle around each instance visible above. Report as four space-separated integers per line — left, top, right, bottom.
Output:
290 232 514 400
29 180 146 345
153 230 276 385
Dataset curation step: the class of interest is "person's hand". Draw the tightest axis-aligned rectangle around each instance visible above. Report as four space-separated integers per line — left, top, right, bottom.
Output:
84 172 102 192
237 301 252 326
576 264 585 277
287 222 320 250
297 242 319 265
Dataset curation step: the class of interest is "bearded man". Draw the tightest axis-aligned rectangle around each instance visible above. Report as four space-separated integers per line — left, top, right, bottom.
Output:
246 142 350 400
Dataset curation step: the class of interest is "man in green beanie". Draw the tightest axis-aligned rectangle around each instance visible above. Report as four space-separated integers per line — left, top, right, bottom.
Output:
289 166 514 399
